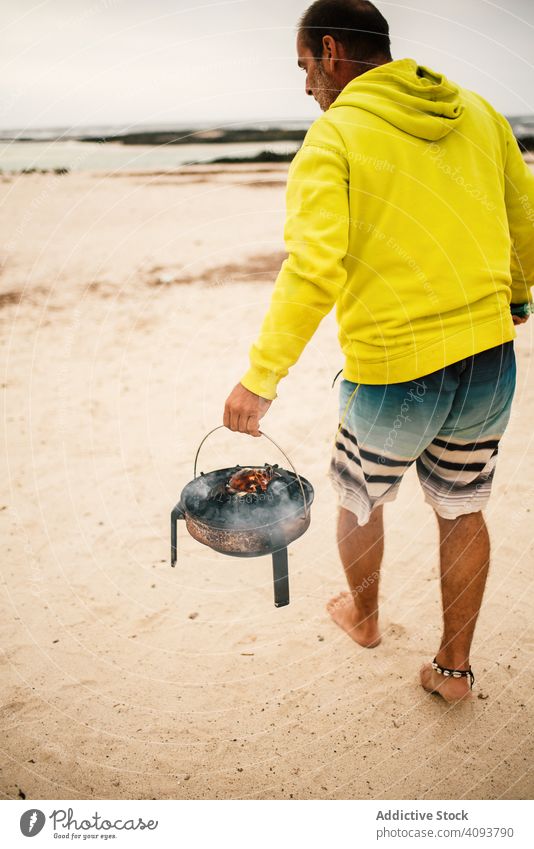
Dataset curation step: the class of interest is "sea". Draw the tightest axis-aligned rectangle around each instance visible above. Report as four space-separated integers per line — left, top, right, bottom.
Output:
0 117 532 174
0 121 309 173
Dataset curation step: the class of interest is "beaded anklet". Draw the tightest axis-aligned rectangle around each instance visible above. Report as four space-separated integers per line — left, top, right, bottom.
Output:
431 657 475 689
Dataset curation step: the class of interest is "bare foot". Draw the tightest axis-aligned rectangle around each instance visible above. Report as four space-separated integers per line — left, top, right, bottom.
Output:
326 591 381 648
420 662 473 703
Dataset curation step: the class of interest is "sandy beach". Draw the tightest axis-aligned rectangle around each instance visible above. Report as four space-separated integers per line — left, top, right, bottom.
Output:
1 163 534 800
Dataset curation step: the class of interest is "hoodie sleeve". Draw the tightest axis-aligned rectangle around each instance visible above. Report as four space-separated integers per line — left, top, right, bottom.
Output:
240 123 350 400
501 118 534 304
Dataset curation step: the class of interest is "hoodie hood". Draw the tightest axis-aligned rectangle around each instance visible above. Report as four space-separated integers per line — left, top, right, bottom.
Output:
329 58 465 141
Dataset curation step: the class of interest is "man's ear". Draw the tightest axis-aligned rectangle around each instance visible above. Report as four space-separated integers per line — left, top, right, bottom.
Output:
321 34 338 70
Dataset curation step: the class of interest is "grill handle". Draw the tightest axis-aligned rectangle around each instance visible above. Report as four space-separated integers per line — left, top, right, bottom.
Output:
193 425 309 520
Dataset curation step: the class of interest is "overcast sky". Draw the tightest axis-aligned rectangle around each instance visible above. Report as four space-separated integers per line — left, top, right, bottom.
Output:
1 0 533 130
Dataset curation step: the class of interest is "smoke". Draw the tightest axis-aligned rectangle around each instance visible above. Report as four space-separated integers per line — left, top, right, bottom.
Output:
183 466 311 531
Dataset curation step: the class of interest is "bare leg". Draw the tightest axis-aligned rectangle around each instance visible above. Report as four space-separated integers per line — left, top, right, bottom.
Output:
421 509 490 702
326 505 384 648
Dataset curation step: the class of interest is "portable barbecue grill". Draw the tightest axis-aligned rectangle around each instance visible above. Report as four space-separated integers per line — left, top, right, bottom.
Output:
170 426 314 607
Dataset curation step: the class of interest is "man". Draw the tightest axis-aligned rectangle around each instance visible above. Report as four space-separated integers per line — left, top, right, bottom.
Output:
223 0 534 702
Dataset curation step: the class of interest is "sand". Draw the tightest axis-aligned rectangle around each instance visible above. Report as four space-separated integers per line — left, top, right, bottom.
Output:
1 164 533 800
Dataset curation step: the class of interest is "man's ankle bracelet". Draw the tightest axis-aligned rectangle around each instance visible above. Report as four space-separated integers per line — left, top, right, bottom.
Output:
432 657 475 689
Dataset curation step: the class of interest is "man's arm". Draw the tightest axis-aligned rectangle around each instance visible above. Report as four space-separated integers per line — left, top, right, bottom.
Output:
501 117 534 307
238 133 350 402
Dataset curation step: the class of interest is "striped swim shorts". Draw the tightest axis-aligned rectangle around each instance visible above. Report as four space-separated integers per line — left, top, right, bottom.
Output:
328 341 516 523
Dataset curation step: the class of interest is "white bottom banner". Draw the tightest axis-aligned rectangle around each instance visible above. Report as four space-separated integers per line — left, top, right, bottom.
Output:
1 799 532 848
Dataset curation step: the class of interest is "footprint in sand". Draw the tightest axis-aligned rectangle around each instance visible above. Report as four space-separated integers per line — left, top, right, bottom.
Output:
135 609 170 632
385 622 407 640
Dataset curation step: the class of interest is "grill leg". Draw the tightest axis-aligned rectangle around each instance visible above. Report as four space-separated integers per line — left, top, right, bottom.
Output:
272 547 289 608
171 503 184 567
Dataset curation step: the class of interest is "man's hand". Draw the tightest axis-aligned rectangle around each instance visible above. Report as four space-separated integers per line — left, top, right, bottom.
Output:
512 314 529 326
223 383 272 437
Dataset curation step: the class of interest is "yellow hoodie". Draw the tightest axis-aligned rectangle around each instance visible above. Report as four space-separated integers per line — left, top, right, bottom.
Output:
240 58 534 400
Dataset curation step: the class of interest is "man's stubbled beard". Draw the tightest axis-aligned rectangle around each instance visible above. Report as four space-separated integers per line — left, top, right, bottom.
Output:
308 60 341 111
